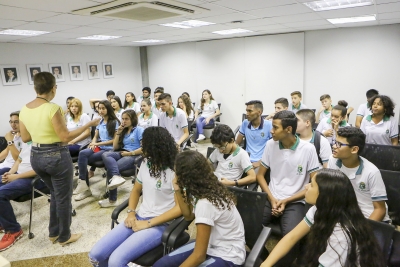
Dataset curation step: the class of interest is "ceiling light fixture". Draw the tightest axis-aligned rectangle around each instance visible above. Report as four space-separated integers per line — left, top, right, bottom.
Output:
160 20 215 29
212 28 253 35
133 39 165 43
0 29 50 36
77 35 122 40
304 0 373 11
327 14 376 24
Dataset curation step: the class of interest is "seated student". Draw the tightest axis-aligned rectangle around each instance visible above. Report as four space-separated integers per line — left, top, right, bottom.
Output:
74 100 119 201
265 97 289 120
338 100 354 122
89 127 181 266
152 87 164 118
0 141 46 251
328 127 390 222
158 93 189 148
138 99 158 129
153 150 246 267
91 101 101 121
100 110 144 208
236 100 272 169
356 89 379 128
0 112 23 176
66 98 91 157
106 90 115 102
315 94 332 124
89 90 116 117
123 92 141 114
181 92 194 108
288 91 307 113
209 124 256 187
296 109 332 168
256 110 320 267
138 87 154 106
360 95 398 146
110 96 124 120
194 90 220 142
64 96 75 118
177 94 194 121
316 103 350 145
261 169 385 267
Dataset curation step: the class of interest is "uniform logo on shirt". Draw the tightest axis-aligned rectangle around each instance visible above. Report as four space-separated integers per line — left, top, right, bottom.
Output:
386 129 389 134
176 124 178 129
130 138 135 143
156 178 162 190
359 182 366 190
297 165 303 175
261 132 265 137
228 162 233 169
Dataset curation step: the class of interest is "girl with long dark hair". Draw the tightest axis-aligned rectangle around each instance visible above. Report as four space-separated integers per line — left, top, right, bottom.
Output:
261 168 385 267
194 90 220 142
123 92 141 114
110 95 124 120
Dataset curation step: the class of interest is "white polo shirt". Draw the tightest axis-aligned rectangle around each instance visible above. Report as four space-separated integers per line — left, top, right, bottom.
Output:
152 105 162 118
318 106 333 122
261 137 320 202
115 108 125 120
195 198 246 265
138 112 158 129
316 117 350 145
197 100 219 118
288 102 307 113
0 135 24 169
304 206 351 267
66 113 91 146
17 141 33 174
159 107 188 143
136 159 175 218
356 102 371 118
125 102 141 114
209 146 253 181
302 131 332 168
360 115 399 146
328 155 390 221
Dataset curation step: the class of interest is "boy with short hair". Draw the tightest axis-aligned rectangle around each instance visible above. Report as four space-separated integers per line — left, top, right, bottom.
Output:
355 89 379 128
316 94 333 123
106 90 115 102
328 127 390 222
209 124 256 187
152 87 164 117
0 112 23 176
265 98 289 120
288 91 307 113
139 87 154 106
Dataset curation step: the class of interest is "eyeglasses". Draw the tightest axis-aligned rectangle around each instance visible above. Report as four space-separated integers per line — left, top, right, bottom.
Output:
213 143 228 151
9 120 19 124
333 141 351 148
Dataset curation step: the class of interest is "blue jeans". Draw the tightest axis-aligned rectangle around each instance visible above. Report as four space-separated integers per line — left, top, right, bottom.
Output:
89 214 167 267
0 167 11 176
0 176 46 233
68 144 81 157
78 148 107 183
30 146 73 243
196 117 214 136
102 151 141 201
153 241 241 267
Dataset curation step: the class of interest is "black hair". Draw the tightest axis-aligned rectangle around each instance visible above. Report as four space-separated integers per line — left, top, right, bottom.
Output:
337 127 366 155
111 96 123 110
275 98 289 108
368 95 395 117
142 87 151 94
118 110 138 148
98 100 119 138
245 100 263 112
10 111 20 117
154 87 164 94
296 109 316 125
106 90 115 97
333 104 347 117
66 96 75 102
182 91 190 98
158 93 172 102
338 100 348 107
320 94 331 101
273 110 297 134
34 72 55 94
210 124 235 146
366 89 379 99
123 92 137 109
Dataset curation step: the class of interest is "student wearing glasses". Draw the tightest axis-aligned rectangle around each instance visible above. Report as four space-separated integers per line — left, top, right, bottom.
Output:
328 127 390 222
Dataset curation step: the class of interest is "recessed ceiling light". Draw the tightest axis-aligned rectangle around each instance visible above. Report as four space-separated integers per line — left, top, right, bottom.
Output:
160 20 215 29
304 0 373 11
133 39 165 43
327 14 376 24
77 35 122 40
212 28 253 35
0 29 49 36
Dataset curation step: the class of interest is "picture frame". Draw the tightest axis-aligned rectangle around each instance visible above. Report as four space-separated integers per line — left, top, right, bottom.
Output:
0 65 21 86
69 63 83 81
103 62 114 79
26 64 43 85
49 64 65 82
87 62 100 80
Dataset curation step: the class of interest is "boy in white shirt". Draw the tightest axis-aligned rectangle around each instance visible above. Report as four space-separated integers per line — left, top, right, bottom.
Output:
355 89 379 128
264 98 289 121
0 112 23 176
316 94 333 124
288 91 307 113
152 87 164 118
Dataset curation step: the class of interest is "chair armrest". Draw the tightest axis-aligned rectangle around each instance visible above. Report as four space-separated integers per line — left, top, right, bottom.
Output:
180 134 193 149
244 182 258 192
161 217 185 244
111 199 129 229
166 218 194 249
30 176 43 187
244 226 272 267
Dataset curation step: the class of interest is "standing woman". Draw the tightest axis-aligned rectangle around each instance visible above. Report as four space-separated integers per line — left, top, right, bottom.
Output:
19 72 100 246
138 99 158 129
154 150 246 267
66 98 91 157
124 92 141 114
110 96 124 120
177 95 194 121
194 90 220 142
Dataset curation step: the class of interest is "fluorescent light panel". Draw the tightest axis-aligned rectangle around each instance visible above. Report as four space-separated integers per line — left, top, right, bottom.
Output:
160 20 215 29
304 0 373 11
133 39 165 43
77 35 121 40
0 29 49 36
327 14 376 24
212 28 253 35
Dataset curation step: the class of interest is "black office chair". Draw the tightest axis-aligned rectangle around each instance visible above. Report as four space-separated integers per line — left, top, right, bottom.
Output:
368 219 396 265
389 230 400 267
380 169 400 225
360 144 400 171
0 136 7 156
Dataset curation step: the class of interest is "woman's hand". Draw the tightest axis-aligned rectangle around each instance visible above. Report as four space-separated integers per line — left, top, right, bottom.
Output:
205 117 211 125
116 124 125 135
89 118 101 127
121 151 131 157
124 213 137 228
131 220 150 232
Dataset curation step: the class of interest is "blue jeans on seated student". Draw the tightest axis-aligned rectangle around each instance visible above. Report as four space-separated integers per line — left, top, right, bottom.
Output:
0 176 46 233
196 117 214 137
0 167 11 177
153 241 242 267
101 151 142 201
78 148 107 185
68 144 81 157
89 214 167 267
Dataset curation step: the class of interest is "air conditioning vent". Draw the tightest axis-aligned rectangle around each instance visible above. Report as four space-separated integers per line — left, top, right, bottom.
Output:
91 3 137 15
152 1 194 13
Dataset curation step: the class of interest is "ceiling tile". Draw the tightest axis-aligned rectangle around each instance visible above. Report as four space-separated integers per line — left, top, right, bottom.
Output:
15 22 79 32
100 29 148 37
377 2 400 13
292 25 337 31
0 19 28 29
38 14 112 26
0 0 100 13
0 5 58 21
317 5 376 19
214 0 297 11
60 26 113 35
246 3 312 17
181 2 235 19
132 24 183 33
196 12 258 24
270 12 322 23
90 19 149 30
283 19 331 28
224 17 276 27
378 11 400 19
245 24 290 32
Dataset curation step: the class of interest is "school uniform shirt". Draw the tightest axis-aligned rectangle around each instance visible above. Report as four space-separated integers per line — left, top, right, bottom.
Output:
288 102 307 113
239 119 272 163
121 127 144 151
138 96 155 107
96 119 119 150
125 102 141 114
261 137 320 202
17 142 33 174
356 102 372 118
316 117 350 145
209 146 253 181
152 105 162 118
138 112 158 129
159 107 188 143
304 206 351 267
92 112 101 121
328 155 390 221
136 159 175 218
318 106 333 122
66 113 91 146
302 131 332 168
0 135 24 169
360 115 399 146
194 198 246 265
115 109 125 120
188 109 194 120
197 100 219 118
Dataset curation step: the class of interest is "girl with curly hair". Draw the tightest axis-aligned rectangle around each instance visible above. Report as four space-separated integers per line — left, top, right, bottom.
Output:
89 127 181 267
153 150 246 267
261 168 385 267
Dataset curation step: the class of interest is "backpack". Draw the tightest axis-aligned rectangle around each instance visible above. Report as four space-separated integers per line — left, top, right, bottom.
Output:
313 131 323 166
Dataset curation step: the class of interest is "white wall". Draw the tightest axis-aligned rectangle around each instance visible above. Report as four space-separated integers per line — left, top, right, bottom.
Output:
0 43 142 133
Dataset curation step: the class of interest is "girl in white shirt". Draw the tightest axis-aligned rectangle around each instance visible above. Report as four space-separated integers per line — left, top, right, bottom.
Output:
111 96 125 120
261 169 385 267
177 94 194 121
154 150 246 267
194 90 220 142
123 92 141 114
138 99 158 129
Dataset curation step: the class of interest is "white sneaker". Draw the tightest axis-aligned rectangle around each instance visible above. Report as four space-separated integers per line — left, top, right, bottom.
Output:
196 134 206 142
73 180 89 195
98 199 117 208
74 190 92 201
107 175 126 190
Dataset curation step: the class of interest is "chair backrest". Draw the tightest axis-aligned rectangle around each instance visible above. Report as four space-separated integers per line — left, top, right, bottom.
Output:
206 147 215 158
389 230 400 267
0 136 7 153
242 113 246 122
216 103 221 122
380 169 400 225
228 187 267 249
360 144 400 171
91 126 96 139
261 115 268 120
233 126 240 137
368 219 396 265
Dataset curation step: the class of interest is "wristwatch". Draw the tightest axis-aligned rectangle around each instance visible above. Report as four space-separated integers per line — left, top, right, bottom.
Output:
7 141 14 146
127 209 135 213
235 180 239 187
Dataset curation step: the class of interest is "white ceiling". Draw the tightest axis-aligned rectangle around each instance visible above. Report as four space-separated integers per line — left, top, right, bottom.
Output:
0 0 399 46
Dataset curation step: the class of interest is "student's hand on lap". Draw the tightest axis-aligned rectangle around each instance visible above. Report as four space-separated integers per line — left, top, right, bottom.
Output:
220 178 234 186
121 151 131 157
252 161 261 168
88 143 96 150
124 214 137 228
276 199 287 214
131 220 149 231
323 129 333 137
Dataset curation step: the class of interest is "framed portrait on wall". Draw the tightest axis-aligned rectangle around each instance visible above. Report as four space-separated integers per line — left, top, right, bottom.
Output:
103 62 114 79
49 64 65 82
87 62 100 80
0 65 21 86
69 63 83 81
26 64 43 85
